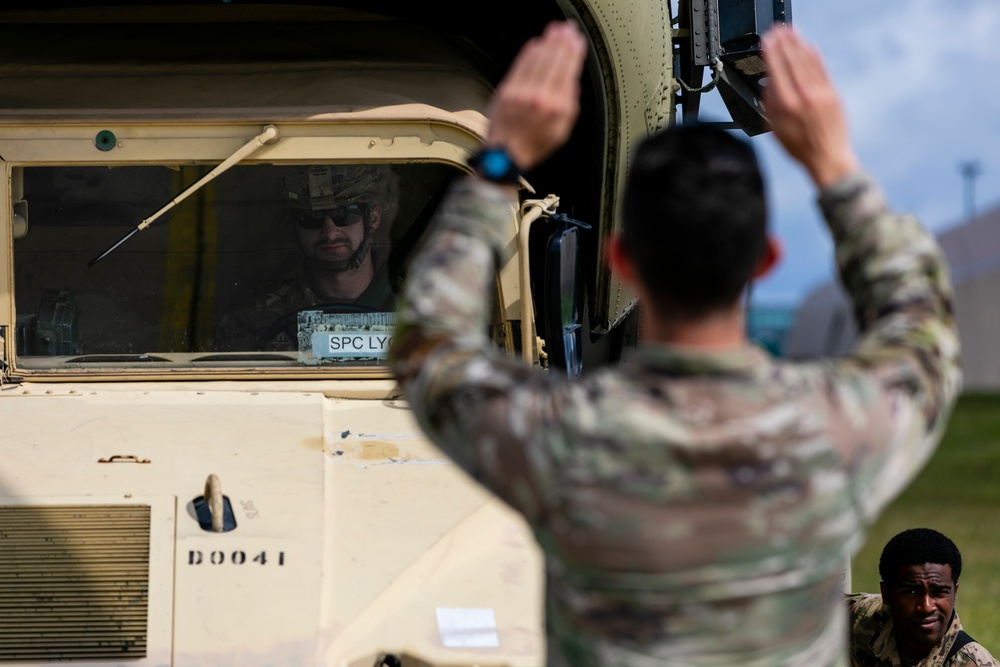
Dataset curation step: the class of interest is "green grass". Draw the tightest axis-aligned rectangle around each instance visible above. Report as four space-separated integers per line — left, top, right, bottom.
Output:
850 393 1000 651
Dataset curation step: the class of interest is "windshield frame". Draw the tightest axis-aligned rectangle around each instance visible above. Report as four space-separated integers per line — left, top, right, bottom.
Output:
1 120 490 381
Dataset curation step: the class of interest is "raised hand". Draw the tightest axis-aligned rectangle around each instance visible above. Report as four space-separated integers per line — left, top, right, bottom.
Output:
763 26 860 189
486 21 588 172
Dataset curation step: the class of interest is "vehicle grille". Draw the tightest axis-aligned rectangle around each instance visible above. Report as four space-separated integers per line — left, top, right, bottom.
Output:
0 505 150 661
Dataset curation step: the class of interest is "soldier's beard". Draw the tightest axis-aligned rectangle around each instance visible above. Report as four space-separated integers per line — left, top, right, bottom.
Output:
315 222 374 272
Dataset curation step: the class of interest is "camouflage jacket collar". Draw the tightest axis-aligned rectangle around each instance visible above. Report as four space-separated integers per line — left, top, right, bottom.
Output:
627 342 773 379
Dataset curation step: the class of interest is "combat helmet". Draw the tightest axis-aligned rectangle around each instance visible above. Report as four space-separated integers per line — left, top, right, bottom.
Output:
285 164 396 213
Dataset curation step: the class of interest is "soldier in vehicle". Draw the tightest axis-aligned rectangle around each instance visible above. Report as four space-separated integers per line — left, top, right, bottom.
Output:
848 528 999 667
391 22 961 667
216 164 396 351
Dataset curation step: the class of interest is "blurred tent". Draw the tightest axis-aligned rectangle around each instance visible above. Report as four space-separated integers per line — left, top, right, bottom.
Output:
785 202 1000 390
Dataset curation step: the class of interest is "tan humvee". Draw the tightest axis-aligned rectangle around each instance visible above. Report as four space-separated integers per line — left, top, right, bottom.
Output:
0 2 777 665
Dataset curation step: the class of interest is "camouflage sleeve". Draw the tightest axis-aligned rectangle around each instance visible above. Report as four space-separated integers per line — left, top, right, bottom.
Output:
844 593 886 661
950 644 1000 667
391 177 515 349
390 178 555 518
820 172 962 520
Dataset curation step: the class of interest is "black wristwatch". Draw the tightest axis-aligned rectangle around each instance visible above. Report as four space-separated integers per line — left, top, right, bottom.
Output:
468 147 523 185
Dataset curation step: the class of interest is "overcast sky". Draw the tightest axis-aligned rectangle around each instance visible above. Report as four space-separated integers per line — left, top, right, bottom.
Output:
700 1 1000 305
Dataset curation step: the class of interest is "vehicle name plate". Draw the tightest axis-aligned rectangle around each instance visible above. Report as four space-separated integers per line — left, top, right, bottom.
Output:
296 311 396 364
312 332 393 358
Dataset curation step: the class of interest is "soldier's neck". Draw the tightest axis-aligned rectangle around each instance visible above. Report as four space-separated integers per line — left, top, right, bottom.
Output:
305 259 374 301
642 304 747 349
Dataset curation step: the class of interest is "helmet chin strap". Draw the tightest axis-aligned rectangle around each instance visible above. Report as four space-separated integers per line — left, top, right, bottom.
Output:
345 222 375 270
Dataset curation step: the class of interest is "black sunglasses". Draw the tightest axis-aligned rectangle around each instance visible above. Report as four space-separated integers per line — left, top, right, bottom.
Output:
291 203 370 230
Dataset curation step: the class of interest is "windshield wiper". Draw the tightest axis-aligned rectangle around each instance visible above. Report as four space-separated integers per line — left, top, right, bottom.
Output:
190 353 293 363
64 354 173 363
87 124 279 268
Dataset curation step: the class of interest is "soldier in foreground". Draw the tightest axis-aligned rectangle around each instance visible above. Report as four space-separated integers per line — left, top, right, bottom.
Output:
391 22 961 667
848 529 998 667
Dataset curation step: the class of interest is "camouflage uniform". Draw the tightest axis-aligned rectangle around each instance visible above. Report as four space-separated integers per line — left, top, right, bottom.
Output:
847 594 998 666
215 262 394 351
391 173 961 666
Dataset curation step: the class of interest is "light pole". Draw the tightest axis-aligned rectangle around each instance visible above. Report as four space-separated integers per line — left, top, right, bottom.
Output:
959 160 982 219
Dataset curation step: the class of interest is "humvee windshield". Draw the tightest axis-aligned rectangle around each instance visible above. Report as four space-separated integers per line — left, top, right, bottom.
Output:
13 161 462 371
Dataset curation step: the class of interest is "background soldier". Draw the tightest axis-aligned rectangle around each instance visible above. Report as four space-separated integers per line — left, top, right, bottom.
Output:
217 164 396 350
390 23 961 666
848 528 999 667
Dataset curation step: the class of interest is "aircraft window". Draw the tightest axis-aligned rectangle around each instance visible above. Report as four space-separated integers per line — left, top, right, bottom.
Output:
13 162 460 370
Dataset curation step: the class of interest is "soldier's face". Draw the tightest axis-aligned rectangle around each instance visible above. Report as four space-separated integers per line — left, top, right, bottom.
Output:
294 203 381 266
880 563 957 658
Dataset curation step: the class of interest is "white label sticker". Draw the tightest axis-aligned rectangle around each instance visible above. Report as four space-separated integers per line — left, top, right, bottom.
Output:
312 331 393 359
435 607 499 648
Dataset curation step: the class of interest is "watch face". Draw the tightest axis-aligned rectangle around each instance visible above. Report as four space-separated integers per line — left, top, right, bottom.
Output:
482 150 511 178
473 148 519 183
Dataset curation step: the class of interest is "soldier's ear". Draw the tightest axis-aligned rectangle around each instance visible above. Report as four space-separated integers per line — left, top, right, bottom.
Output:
606 235 637 287
370 204 382 230
752 235 781 279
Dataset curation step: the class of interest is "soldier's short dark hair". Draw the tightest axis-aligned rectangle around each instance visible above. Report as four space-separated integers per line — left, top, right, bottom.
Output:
878 528 962 584
621 124 766 318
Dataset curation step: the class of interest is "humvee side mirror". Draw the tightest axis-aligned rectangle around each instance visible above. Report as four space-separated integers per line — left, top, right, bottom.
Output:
544 225 583 378
683 0 792 135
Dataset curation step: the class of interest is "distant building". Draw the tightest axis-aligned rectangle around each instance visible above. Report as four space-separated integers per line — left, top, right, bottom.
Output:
785 202 1000 390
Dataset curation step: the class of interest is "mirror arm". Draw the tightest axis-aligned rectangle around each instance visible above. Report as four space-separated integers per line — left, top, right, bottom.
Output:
518 196 561 365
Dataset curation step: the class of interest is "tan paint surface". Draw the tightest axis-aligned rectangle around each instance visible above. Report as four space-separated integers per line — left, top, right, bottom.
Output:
0 387 544 666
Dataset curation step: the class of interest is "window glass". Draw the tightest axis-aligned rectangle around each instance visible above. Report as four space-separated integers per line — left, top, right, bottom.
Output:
14 162 460 369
